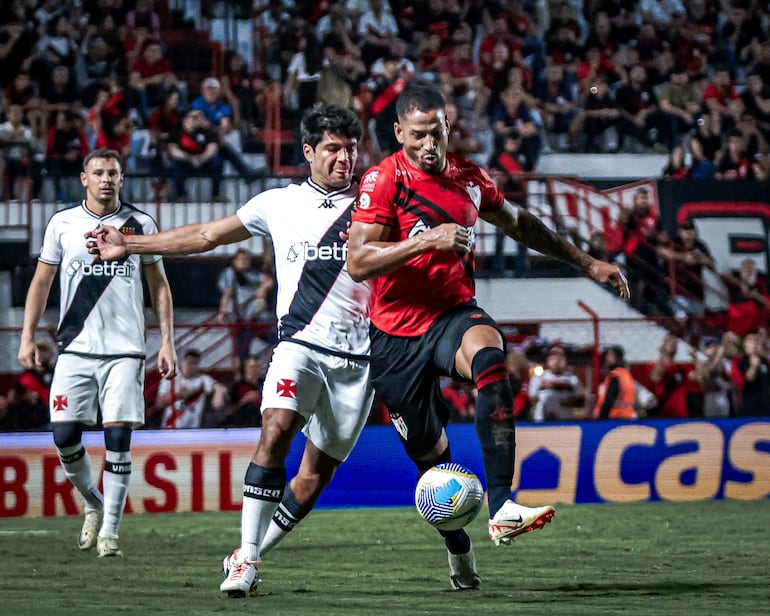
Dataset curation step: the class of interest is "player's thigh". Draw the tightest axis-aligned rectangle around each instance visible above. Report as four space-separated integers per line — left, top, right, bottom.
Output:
302 357 373 462
49 354 100 425
261 342 324 415
369 330 446 458
98 357 146 427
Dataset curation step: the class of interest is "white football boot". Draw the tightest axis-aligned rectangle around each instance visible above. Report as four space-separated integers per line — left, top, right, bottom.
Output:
96 535 123 557
220 549 259 598
78 508 103 550
488 500 555 546
448 545 480 590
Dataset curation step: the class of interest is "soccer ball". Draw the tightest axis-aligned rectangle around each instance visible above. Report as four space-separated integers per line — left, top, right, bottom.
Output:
415 462 484 531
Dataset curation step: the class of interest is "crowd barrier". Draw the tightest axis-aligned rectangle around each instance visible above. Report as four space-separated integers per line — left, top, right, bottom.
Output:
1 418 768 518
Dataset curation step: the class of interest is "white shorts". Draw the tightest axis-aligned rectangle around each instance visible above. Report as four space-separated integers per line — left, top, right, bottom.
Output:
49 354 146 428
261 341 373 462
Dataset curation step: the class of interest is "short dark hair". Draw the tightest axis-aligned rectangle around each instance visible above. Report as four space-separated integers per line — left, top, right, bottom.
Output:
184 348 202 359
83 148 122 171
300 105 362 150
395 82 446 119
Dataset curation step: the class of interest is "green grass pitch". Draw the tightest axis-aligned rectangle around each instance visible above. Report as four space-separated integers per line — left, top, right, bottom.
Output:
1 500 768 616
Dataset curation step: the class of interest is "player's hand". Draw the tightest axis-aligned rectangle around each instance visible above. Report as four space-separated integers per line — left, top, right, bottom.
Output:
85 224 128 261
157 345 178 380
426 223 472 253
17 338 37 370
588 260 630 300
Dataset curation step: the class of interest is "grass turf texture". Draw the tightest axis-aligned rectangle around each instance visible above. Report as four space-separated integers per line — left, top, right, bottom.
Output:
1 500 768 616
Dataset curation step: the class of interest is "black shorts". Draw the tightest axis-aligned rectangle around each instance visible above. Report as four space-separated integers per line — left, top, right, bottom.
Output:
369 302 503 459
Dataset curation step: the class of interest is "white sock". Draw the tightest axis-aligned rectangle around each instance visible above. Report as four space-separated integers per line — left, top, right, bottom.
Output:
240 495 280 562
57 443 103 511
100 450 131 538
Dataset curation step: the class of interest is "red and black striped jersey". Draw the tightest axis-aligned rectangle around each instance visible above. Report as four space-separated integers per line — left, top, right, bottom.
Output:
353 150 504 336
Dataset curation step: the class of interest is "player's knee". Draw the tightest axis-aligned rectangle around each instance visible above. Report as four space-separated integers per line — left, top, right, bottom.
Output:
471 347 507 387
104 424 132 452
52 422 84 449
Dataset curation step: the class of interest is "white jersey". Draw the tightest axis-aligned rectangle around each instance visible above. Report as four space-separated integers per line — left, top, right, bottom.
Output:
38 200 161 358
237 178 370 358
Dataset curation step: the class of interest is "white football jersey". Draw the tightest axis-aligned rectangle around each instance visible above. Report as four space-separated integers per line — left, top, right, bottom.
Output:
237 178 370 358
39 200 161 357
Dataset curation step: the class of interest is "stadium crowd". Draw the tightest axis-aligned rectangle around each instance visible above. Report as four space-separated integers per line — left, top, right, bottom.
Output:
1 0 769 430
5 0 770 197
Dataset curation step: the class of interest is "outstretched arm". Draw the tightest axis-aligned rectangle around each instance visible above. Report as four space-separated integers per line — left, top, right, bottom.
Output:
86 215 252 260
482 200 630 299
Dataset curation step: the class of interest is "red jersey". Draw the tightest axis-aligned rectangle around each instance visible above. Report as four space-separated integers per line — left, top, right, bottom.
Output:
353 150 504 336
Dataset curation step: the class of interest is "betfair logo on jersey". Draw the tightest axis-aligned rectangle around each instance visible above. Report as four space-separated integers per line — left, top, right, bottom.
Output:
67 259 134 277
286 241 347 263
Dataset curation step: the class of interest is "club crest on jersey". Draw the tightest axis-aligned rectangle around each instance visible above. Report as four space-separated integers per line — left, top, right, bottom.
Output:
120 225 136 235
408 220 430 238
357 193 371 210
277 379 297 399
466 182 481 210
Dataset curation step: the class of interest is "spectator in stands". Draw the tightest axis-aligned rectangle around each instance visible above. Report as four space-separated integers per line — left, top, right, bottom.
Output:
618 189 670 316
0 3 38 91
734 331 770 416
219 354 268 427
319 5 367 102
687 113 720 178
639 0 685 35
614 64 667 152
528 346 585 422
0 340 55 431
736 113 770 174
576 44 622 95
167 107 223 201
360 54 410 158
658 219 715 335
146 87 182 197
583 10 618 58
643 333 693 418
491 84 541 171
741 73 770 137
216 248 277 372
154 349 228 429
593 345 637 420
0 103 40 200
714 128 762 180
658 64 702 150
690 336 736 417
716 1 765 80
75 36 118 106
4 72 45 141
356 0 402 68
190 77 260 184
221 51 260 131
436 27 490 128
570 73 621 152
40 64 83 133
283 25 323 113
45 109 90 202
125 0 162 35
30 13 80 83
128 39 180 125
702 66 744 133
445 101 483 162
534 64 577 151
95 113 133 169
662 145 690 179
441 378 476 423
722 258 770 337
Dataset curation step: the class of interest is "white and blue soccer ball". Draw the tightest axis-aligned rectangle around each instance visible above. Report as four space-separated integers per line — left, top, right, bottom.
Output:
415 462 484 531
